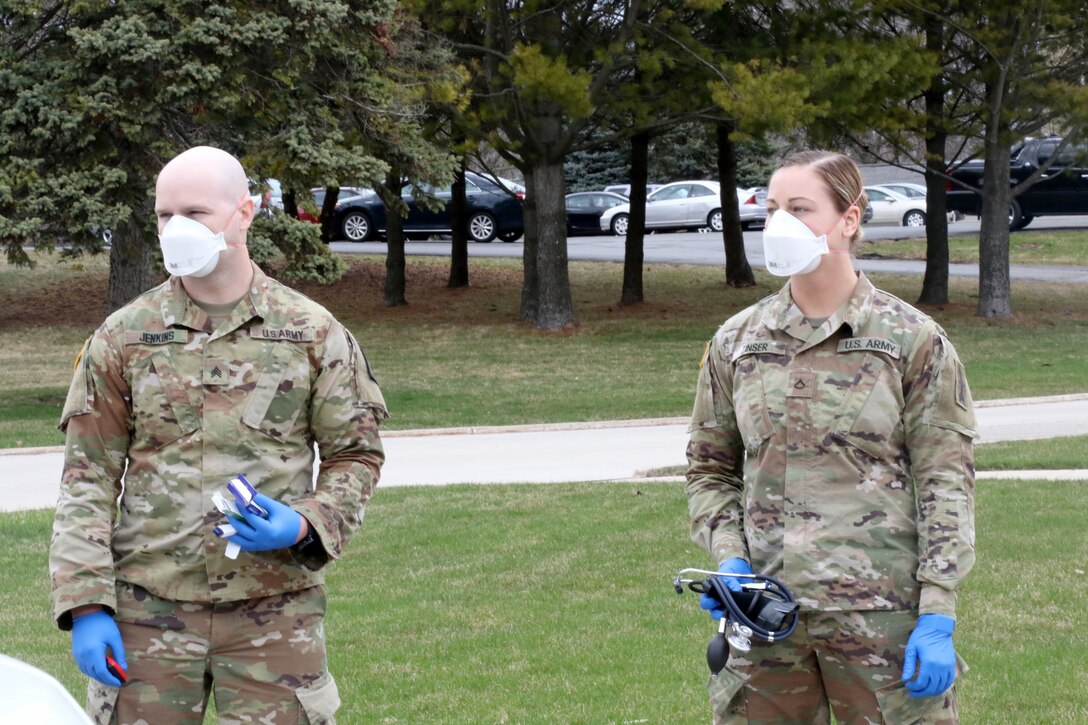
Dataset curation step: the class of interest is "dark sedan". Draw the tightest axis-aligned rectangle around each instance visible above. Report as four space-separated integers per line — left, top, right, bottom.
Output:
333 172 524 242
565 191 629 235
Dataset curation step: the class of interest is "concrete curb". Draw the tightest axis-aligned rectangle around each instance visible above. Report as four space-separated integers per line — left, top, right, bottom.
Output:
4 392 1085 454
974 470 1088 481
973 392 1088 408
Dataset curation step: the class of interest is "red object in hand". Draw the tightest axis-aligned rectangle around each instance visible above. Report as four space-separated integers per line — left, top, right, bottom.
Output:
106 655 128 684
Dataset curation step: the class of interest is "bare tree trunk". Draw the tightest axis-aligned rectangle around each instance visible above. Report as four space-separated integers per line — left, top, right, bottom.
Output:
918 14 950 306
448 164 469 288
319 186 340 243
382 171 408 307
516 6 576 330
715 121 755 288
520 173 540 322
977 73 1014 318
620 131 650 306
521 160 576 329
283 191 299 220
106 197 157 313
978 139 1013 317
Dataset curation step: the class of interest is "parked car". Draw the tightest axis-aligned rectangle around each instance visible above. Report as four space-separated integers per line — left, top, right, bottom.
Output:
247 178 283 216
297 187 372 224
947 136 1088 230
874 181 962 222
863 186 927 227
332 171 524 242
878 181 926 200
260 179 283 212
603 183 664 198
737 187 768 230
600 181 762 235
479 174 526 199
565 191 629 235
861 203 874 225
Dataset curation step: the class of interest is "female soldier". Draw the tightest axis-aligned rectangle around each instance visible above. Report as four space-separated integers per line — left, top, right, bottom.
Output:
685 151 975 724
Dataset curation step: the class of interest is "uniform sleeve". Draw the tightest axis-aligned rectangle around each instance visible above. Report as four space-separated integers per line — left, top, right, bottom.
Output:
685 338 749 565
902 322 977 619
291 322 387 570
50 326 132 630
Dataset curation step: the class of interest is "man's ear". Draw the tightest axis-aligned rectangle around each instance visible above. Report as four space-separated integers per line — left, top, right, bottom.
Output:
238 196 257 232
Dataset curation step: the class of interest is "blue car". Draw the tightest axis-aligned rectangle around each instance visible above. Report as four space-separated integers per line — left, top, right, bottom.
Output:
333 172 524 243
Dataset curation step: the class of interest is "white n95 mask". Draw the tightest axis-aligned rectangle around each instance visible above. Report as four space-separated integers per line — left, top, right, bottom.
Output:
158 215 228 278
762 210 830 277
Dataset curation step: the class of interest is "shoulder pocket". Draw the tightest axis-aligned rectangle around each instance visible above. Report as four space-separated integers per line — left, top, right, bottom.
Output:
59 338 93 432
242 343 312 439
928 357 977 439
344 329 388 420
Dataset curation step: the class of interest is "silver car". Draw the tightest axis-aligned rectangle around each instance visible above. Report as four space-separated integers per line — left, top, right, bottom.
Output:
600 181 765 235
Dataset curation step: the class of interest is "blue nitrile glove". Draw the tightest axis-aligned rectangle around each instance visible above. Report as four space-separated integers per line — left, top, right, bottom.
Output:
71 610 127 687
699 558 754 620
902 614 957 698
228 493 304 552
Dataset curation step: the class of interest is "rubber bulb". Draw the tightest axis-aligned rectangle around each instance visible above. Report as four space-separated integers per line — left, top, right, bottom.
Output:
707 617 729 674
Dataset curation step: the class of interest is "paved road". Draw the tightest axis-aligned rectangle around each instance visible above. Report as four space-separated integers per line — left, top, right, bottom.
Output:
330 215 1088 284
4 394 1085 513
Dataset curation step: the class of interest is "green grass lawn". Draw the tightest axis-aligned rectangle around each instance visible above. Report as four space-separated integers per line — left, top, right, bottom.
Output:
862 227 1088 266
5 479 1085 723
975 434 1088 470
2 250 1087 449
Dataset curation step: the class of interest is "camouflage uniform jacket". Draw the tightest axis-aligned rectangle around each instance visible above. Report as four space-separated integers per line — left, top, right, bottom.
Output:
686 273 976 619
50 264 387 629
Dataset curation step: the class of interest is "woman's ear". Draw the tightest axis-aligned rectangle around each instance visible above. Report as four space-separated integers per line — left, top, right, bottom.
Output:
841 204 861 241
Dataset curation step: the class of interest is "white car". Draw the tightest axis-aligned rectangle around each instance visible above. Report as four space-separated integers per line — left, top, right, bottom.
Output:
863 186 927 227
603 183 665 197
600 181 764 235
874 182 960 223
877 182 927 200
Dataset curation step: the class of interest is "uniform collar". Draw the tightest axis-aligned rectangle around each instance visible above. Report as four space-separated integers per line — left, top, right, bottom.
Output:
160 263 270 334
763 272 875 347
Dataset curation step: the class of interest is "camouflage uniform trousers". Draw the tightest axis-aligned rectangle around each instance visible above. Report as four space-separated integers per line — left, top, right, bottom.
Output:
708 609 963 725
87 582 340 725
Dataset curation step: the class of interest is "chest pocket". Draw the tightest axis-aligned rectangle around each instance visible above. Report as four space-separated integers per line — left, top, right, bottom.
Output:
129 351 201 449
831 352 904 460
242 343 311 440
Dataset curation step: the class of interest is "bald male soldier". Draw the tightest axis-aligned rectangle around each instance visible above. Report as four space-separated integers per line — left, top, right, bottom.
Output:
50 146 387 724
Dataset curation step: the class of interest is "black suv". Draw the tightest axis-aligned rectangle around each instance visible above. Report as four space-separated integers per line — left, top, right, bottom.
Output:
946 136 1088 230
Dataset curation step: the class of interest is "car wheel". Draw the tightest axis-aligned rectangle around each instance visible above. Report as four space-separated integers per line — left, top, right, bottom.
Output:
903 210 926 227
708 209 723 232
610 213 630 236
497 231 521 242
469 212 497 242
340 211 373 242
1009 200 1033 231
